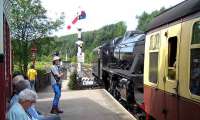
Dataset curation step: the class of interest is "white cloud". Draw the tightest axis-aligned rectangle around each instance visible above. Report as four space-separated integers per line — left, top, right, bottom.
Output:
41 0 184 36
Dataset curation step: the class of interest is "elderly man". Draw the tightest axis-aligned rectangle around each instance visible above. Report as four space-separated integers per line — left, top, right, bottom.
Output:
7 89 37 120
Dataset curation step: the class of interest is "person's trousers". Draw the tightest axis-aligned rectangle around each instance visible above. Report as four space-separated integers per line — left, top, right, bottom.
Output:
30 80 35 91
52 83 61 108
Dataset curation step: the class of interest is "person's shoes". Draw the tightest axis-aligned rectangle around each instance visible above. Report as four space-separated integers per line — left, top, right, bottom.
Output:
56 108 63 113
50 108 58 114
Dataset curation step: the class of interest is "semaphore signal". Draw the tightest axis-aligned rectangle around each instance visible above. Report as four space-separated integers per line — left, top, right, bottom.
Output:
67 9 86 30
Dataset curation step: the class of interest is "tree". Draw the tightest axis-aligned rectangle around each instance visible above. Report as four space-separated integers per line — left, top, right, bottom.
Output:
90 21 126 50
48 21 126 63
10 0 64 73
34 37 56 59
136 7 165 31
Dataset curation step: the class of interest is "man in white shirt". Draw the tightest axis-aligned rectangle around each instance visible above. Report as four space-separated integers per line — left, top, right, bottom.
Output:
50 56 63 114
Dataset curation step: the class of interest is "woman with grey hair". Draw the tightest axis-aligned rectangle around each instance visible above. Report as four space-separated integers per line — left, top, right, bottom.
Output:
7 89 37 120
12 74 27 94
9 80 61 120
13 74 25 85
9 80 31 108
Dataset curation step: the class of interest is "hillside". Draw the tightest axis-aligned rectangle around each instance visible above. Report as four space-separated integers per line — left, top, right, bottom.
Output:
56 21 127 63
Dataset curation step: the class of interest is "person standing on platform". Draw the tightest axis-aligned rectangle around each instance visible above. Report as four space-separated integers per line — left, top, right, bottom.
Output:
50 56 64 114
27 65 37 90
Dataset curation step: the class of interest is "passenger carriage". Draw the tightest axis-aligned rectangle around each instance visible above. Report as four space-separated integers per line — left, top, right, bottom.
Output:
144 0 200 119
0 0 12 119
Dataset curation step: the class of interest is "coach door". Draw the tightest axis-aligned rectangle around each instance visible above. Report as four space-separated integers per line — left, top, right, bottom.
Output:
163 23 181 120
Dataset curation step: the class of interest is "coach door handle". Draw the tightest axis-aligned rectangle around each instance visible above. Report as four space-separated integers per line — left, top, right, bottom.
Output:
173 80 179 95
163 76 166 83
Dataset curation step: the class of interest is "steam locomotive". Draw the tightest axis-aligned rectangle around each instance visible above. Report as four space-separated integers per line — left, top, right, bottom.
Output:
92 0 200 120
92 30 146 118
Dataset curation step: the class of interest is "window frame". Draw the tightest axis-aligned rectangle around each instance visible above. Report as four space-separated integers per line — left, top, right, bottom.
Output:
189 21 200 97
148 33 160 85
167 36 178 80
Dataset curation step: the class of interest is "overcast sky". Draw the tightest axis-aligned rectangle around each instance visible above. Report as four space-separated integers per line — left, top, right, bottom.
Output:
41 0 184 36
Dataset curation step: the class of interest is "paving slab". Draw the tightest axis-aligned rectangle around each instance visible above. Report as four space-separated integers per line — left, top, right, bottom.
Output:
36 89 136 120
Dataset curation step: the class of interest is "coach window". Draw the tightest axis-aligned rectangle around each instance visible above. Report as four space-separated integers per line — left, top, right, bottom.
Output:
149 34 160 84
190 21 200 96
168 36 177 80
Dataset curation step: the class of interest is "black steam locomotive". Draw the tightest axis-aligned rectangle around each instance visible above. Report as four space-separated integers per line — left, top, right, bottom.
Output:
92 30 145 107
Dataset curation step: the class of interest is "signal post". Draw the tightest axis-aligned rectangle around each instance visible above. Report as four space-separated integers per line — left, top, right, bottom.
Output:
76 28 84 78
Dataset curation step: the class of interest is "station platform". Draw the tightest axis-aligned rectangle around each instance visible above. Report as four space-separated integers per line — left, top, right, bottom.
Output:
36 89 136 120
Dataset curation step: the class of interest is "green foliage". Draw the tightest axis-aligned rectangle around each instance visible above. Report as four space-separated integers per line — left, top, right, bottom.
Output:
37 69 47 79
35 66 50 91
68 71 78 90
70 56 77 63
37 55 51 62
11 0 64 74
85 50 96 63
55 34 77 59
56 21 126 63
34 37 57 60
136 7 165 31
35 61 51 70
12 20 126 72
89 21 126 49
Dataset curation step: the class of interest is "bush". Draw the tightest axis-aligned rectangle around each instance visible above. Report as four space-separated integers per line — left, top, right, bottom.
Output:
35 69 50 91
34 61 51 91
68 71 78 90
35 61 51 71
37 69 47 78
70 56 77 63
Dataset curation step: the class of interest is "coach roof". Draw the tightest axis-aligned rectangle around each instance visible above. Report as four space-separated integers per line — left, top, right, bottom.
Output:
147 0 200 32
